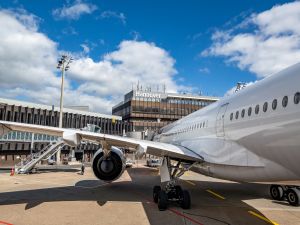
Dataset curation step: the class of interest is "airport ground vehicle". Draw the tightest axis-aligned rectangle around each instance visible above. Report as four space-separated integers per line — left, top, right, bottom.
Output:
125 159 134 168
146 159 161 167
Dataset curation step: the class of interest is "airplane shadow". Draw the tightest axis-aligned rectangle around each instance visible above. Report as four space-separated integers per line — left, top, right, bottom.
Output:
0 167 283 225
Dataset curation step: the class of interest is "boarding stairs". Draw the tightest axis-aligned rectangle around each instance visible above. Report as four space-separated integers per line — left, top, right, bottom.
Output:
15 141 65 174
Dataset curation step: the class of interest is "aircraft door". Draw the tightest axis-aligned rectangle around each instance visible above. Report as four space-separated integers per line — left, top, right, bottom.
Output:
215 103 229 137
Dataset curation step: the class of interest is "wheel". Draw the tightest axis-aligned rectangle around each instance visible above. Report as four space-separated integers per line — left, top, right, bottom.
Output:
175 185 183 197
286 188 300 206
158 190 168 211
153 186 161 203
180 190 191 209
270 185 284 200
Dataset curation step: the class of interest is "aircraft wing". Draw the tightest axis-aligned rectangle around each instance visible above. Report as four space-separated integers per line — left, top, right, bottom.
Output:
0 121 203 162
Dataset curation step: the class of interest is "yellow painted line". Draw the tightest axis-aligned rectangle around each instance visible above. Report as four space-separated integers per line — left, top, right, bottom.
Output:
206 189 226 200
248 211 279 225
184 180 196 186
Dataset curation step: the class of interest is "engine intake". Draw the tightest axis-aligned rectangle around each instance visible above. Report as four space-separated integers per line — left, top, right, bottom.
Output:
92 146 126 182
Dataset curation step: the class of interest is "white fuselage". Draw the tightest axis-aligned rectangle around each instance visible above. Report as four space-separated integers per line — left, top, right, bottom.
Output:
154 63 300 185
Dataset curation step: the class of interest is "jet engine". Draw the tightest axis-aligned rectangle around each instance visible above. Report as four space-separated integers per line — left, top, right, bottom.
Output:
92 146 126 182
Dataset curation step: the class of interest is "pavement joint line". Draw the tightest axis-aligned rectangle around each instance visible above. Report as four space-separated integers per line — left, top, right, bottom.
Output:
184 180 196 186
248 211 279 225
206 189 226 200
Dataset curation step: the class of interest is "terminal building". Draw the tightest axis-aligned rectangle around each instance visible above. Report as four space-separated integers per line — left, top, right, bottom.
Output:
112 89 219 132
0 98 133 166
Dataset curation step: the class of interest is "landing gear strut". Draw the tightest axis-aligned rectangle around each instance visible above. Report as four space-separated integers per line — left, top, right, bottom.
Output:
152 157 195 211
270 185 300 206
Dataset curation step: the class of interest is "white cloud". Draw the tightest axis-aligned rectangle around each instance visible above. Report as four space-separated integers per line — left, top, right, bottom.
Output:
199 67 210 74
0 10 60 89
80 43 90 54
52 1 97 20
100 11 126 24
69 40 180 97
62 26 78 35
203 1 300 78
130 30 141 40
0 9 186 114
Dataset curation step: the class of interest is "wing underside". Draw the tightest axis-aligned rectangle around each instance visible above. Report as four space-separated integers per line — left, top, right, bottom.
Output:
0 121 203 162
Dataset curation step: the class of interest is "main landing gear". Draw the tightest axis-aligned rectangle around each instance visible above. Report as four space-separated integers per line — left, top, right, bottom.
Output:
270 185 300 206
152 157 195 211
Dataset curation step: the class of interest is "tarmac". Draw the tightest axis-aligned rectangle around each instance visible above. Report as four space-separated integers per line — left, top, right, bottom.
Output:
0 163 299 225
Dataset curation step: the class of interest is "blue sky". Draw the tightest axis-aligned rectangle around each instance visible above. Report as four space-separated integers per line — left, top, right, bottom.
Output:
0 0 299 113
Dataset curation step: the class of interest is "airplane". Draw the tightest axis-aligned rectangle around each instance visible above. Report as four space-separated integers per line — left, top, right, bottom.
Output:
1 62 300 211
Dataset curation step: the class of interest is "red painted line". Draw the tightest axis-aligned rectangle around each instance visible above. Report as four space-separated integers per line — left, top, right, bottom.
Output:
168 208 204 225
0 221 13 225
132 190 204 225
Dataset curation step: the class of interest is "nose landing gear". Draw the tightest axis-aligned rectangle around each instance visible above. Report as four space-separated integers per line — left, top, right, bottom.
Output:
270 185 300 206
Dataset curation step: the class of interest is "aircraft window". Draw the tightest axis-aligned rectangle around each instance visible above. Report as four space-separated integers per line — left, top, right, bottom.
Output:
230 113 233 121
294 92 300 104
272 99 277 110
241 109 245 118
282 96 288 108
235 111 239 119
263 102 268 112
248 107 252 116
255 105 259 114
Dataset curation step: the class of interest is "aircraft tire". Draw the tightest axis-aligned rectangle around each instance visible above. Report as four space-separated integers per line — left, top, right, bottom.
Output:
158 190 168 211
175 185 183 197
286 188 300 206
153 186 161 203
270 185 284 201
180 190 191 209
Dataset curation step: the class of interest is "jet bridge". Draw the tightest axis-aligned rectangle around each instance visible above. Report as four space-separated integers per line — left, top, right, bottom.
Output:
15 141 65 174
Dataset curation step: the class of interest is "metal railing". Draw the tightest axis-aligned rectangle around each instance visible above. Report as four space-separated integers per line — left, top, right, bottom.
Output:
15 141 65 174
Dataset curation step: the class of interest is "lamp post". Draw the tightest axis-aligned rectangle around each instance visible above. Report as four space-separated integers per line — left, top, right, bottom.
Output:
56 54 73 163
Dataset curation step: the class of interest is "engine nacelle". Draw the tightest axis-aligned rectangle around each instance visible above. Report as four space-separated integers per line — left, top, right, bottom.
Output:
92 146 126 182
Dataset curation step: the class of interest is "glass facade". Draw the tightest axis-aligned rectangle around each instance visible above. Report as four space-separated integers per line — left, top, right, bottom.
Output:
113 90 218 132
0 98 134 163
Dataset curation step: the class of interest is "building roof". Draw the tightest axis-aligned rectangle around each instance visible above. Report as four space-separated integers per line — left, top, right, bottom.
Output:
0 97 121 120
113 90 219 109
166 93 219 101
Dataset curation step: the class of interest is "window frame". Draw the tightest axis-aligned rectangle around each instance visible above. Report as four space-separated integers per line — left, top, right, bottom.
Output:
235 111 239 120
255 104 260 114
272 99 277 110
263 102 268 113
294 92 300 104
282 96 288 108
241 109 245 118
248 107 252 116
